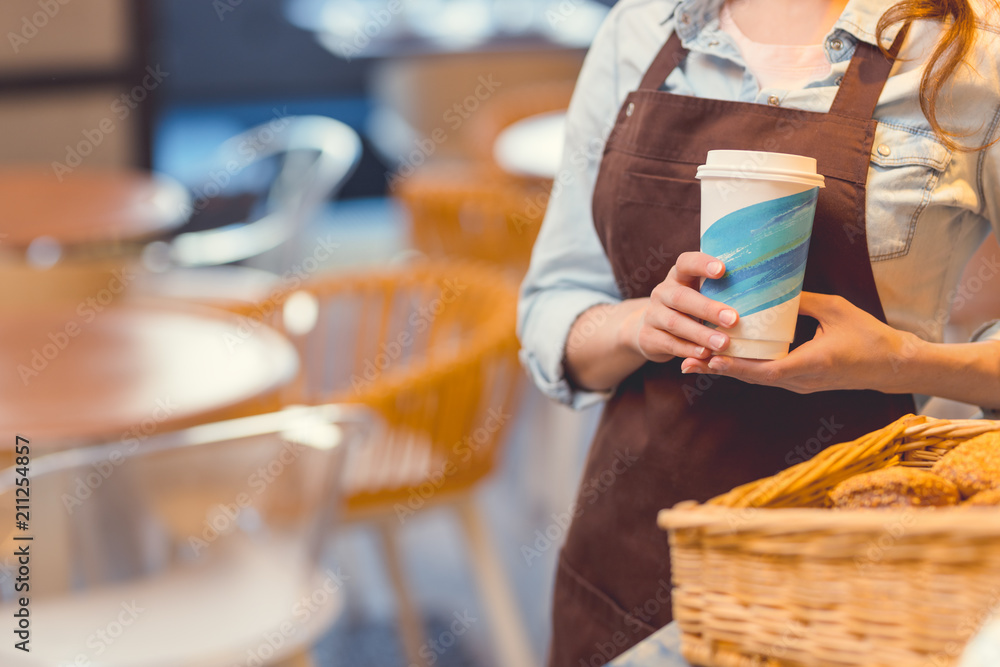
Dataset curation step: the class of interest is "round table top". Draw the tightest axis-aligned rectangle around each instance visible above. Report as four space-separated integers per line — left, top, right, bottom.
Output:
0 167 190 248
0 301 299 445
493 110 567 180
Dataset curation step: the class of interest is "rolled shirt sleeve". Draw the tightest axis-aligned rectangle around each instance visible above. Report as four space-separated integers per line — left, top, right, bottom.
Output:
972 320 1000 345
517 6 638 410
518 287 619 409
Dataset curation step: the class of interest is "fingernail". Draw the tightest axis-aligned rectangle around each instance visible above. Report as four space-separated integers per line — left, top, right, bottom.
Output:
720 310 738 326
708 356 727 371
681 366 693 374
709 334 727 350
707 261 723 276
694 346 707 357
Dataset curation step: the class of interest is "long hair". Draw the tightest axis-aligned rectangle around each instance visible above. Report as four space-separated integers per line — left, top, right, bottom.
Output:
877 0 995 151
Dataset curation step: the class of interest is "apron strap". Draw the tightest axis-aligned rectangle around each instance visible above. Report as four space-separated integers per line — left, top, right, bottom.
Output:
637 23 911 121
827 23 910 119
638 30 687 91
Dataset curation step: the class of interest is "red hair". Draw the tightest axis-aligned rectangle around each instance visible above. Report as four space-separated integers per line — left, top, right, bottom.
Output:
877 0 997 150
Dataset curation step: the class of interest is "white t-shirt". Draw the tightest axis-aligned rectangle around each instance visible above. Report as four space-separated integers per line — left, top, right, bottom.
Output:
718 4 832 90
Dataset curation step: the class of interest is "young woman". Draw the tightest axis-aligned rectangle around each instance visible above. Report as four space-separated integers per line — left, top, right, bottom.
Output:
517 0 1000 664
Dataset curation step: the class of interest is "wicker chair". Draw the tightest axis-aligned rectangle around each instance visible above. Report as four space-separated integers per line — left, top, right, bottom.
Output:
466 79 576 171
395 80 574 273
228 260 534 667
396 164 549 271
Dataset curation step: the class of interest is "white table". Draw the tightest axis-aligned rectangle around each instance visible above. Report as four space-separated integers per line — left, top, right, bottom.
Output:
493 110 567 180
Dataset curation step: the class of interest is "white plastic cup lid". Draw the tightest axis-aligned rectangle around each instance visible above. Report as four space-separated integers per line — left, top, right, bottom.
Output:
696 150 825 188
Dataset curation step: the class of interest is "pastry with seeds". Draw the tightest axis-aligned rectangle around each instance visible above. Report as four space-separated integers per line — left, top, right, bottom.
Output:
963 487 1000 507
830 467 960 509
930 432 1000 498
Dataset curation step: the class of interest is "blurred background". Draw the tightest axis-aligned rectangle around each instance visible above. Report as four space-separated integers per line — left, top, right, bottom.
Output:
2 2 997 667
0 1 615 666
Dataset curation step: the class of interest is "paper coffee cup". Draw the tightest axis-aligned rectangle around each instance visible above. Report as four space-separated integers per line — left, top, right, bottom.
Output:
696 150 825 360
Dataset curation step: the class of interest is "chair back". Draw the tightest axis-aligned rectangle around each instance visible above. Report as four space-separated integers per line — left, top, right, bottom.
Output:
167 115 362 270
230 262 522 512
395 81 574 272
397 164 548 272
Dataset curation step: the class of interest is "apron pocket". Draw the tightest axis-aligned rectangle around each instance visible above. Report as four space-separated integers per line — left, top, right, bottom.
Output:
867 123 952 261
618 170 702 212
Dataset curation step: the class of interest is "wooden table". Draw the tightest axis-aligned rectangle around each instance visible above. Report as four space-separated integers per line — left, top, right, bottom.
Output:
0 301 299 447
0 166 190 248
493 110 566 180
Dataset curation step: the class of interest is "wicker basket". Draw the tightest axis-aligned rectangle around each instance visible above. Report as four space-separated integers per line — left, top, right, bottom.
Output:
658 414 1000 667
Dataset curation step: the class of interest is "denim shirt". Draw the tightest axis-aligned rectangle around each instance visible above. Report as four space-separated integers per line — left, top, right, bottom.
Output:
517 0 1000 412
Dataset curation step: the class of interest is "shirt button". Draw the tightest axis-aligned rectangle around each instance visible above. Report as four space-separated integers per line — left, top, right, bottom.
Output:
707 39 719 47
829 37 844 50
877 144 891 157
626 102 635 117
834 76 844 86
680 13 691 25
767 95 780 107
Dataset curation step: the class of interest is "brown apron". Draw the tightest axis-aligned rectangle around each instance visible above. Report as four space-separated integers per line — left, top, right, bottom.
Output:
549 25 916 667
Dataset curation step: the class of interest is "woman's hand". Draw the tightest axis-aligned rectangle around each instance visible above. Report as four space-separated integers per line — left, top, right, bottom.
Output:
563 252 740 393
569 284 1000 409
679 292 914 394
627 251 741 363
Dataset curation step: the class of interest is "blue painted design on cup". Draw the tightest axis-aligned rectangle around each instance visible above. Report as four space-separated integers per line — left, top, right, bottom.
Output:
700 187 818 318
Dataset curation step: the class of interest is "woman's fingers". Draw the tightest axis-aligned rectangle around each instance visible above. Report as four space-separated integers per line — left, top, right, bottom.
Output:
673 251 727 286
663 252 738 328
680 356 712 374
644 304 732 353
796 291 846 320
637 251 741 363
637 322 713 362
651 281 739 330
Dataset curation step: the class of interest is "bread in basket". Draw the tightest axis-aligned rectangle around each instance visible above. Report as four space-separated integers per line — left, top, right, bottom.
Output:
658 414 1000 667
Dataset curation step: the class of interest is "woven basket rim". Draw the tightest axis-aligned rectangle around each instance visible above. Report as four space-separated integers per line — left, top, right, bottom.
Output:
660 415 1000 667
657 504 1000 535
692 415 1000 512
658 416 1000 531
